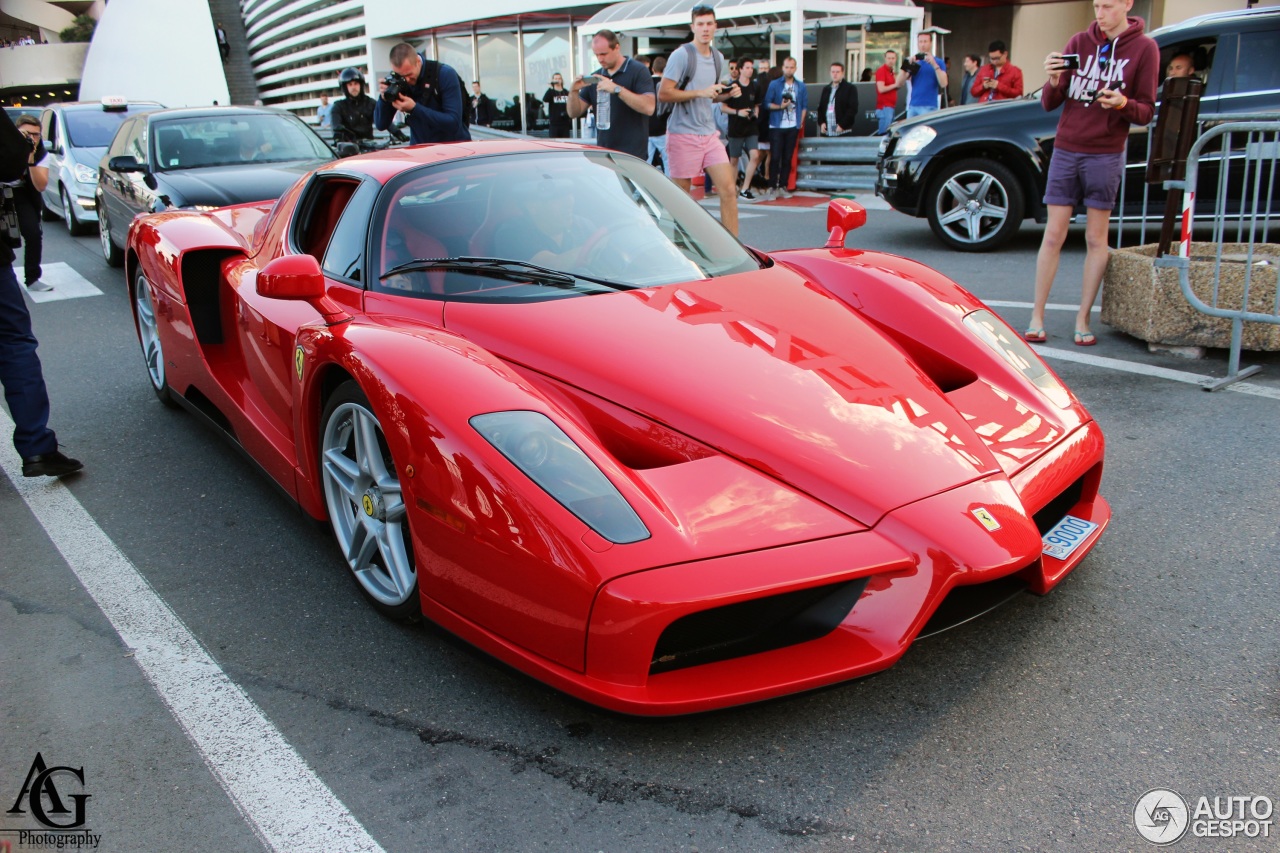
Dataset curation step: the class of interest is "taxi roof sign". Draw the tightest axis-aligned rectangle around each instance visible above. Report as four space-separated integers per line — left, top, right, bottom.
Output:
101 95 128 112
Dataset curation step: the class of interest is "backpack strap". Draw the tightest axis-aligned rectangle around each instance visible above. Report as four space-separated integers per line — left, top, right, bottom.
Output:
677 43 724 91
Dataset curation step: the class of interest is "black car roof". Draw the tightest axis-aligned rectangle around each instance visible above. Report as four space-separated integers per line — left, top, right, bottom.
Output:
1152 6 1280 40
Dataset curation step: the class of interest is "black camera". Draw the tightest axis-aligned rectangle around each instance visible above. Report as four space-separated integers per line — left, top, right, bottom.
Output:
0 181 22 249
781 92 794 102
915 52 926 61
382 72 408 104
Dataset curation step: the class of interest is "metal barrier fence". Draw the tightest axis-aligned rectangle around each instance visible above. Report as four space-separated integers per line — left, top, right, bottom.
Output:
795 136 880 192
1151 116 1280 390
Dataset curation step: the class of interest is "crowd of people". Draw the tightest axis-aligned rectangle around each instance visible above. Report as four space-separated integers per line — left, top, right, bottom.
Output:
3 34 45 47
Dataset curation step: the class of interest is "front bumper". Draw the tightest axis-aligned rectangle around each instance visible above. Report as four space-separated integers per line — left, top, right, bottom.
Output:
436 421 1108 715
69 184 99 223
876 154 930 216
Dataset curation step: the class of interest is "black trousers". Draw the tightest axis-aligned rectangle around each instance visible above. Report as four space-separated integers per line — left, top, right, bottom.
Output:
15 194 41 285
769 127 799 190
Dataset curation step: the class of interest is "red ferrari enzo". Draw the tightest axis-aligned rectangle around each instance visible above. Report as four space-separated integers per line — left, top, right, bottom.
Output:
125 140 1109 715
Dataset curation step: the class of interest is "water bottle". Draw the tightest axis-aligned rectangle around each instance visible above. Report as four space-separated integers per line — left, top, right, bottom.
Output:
596 79 611 131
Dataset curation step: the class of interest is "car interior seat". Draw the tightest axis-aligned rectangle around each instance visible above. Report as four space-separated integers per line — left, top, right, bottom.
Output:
156 128 184 168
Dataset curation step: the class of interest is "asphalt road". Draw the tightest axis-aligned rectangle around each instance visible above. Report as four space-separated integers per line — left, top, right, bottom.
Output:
2 203 1277 852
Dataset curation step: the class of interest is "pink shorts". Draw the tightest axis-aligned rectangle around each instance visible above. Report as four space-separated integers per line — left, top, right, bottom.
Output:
665 132 729 179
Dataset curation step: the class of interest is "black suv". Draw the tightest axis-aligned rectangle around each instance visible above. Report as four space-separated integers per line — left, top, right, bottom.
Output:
876 8 1280 251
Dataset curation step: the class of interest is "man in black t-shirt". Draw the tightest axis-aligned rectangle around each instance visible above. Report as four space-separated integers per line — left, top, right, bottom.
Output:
722 58 762 200
567 29 655 160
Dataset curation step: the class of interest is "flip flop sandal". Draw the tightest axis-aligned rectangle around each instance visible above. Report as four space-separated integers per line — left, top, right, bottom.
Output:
1023 327 1047 343
1074 331 1097 346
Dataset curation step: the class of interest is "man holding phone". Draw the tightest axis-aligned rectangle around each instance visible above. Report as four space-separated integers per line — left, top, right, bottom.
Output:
660 4 741 234
1025 0 1159 347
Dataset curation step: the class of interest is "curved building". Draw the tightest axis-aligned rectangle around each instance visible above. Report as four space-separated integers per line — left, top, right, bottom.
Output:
242 0 370 124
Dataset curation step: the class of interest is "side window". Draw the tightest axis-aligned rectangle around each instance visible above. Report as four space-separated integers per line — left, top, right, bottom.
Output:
42 112 56 150
323 181 378 283
292 176 373 282
107 119 134 159
127 122 148 165
1232 30 1280 95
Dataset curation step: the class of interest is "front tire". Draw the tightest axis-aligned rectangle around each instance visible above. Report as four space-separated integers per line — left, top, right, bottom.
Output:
926 158 1024 252
320 382 420 620
99 195 123 267
62 187 92 237
133 269 177 407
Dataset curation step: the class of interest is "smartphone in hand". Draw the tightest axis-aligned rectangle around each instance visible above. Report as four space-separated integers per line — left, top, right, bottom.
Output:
1059 54 1081 71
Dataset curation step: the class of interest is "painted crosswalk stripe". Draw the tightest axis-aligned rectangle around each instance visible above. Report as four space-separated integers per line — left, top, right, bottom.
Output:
14 262 104 302
0 410 385 853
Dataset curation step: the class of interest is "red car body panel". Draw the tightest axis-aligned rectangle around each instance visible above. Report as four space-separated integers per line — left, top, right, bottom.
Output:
125 141 1110 715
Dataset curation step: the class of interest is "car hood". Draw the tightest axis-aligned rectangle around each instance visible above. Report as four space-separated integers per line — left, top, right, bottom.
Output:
158 159 325 207
444 265 1003 525
69 146 107 168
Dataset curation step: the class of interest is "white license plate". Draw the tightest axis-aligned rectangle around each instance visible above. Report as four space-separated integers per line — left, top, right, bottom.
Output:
1041 514 1099 560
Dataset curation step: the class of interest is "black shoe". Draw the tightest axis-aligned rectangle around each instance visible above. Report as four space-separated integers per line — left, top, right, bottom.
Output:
22 450 84 478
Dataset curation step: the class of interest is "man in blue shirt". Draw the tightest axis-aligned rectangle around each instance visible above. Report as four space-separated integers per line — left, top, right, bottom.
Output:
763 56 807 199
374 43 471 144
903 31 948 117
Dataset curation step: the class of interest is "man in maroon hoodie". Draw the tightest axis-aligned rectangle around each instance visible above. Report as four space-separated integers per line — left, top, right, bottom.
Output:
1025 0 1159 346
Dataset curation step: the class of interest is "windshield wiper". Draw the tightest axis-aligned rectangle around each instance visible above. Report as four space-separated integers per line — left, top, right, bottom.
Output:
380 255 631 291
381 256 578 287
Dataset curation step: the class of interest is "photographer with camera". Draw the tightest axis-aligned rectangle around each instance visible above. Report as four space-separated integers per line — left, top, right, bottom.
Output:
659 6 740 234
12 115 48 292
901 31 947 118
373 43 471 145
0 109 83 478
332 67 377 146
763 56 806 199
1025 0 1158 347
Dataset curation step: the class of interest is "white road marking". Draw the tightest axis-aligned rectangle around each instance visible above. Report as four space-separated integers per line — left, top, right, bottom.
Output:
984 300 1100 313
15 262 104 302
1032 344 1280 400
0 410 385 853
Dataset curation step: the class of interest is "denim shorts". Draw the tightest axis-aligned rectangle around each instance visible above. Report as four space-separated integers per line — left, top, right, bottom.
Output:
1044 148 1126 210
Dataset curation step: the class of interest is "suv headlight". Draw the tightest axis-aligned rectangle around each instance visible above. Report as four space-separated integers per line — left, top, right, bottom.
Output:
73 163 97 184
963 310 1070 408
471 411 650 544
895 125 937 157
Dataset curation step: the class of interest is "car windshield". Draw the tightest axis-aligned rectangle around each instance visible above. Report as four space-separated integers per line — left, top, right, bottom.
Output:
64 105 154 148
376 149 761 300
152 113 332 171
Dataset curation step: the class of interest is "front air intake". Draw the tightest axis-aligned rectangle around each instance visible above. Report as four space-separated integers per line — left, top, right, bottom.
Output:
650 578 869 675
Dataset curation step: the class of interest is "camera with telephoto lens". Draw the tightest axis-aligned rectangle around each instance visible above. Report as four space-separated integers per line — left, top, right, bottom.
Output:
382 72 408 104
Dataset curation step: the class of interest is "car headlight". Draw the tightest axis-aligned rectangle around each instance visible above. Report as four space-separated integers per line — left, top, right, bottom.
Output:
878 136 889 156
963 310 1071 408
895 125 937 157
471 411 650 544
73 163 97 184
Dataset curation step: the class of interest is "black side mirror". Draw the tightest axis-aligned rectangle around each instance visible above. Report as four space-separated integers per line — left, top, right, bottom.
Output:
336 141 359 158
108 155 145 173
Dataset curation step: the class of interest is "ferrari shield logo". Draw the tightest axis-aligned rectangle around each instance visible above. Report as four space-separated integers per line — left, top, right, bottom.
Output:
294 345 305 381
971 507 1001 532
362 495 375 516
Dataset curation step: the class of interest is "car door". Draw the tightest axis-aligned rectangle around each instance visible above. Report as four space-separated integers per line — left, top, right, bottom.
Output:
98 117 137 233
39 108 63 213
233 174 378 445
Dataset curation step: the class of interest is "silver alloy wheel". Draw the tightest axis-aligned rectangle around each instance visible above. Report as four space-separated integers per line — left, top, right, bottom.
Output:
98 200 112 258
933 168 1010 245
134 272 165 392
62 188 78 234
321 401 414 606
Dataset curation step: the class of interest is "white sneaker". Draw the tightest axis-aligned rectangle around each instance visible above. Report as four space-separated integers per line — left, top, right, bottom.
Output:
779 188 793 199
26 280 53 292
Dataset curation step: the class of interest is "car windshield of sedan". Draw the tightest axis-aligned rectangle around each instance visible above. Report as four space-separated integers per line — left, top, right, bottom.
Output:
152 114 332 170
376 150 762 298
64 105 154 148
